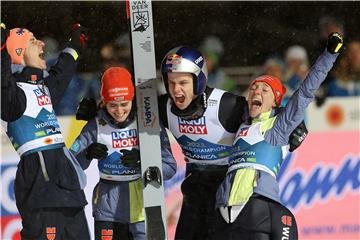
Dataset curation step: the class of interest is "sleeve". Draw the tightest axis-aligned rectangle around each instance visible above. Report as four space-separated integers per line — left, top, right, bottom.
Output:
159 125 177 180
1 51 27 122
219 92 248 133
44 48 79 107
265 51 339 146
70 119 98 170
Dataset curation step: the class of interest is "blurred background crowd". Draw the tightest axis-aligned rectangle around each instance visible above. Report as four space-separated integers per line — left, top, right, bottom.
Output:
2 1 359 115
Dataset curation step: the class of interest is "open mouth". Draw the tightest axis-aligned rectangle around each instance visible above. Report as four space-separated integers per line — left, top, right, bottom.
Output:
174 96 185 104
250 99 262 112
252 99 262 107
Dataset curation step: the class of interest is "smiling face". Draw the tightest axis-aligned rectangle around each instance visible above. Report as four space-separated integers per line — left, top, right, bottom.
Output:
167 72 196 110
23 33 47 70
247 81 277 118
105 100 132 123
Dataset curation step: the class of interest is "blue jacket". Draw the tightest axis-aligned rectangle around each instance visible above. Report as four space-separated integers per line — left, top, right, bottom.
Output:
216 50 339 208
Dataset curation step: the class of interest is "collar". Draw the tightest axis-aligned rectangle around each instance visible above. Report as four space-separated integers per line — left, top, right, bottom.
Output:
16 67 44 84
251 107 282 124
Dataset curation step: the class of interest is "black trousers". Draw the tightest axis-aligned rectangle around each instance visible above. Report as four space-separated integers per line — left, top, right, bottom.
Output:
20 207 90 240
212 194 298 240
175 167 227 240
95 221 133 240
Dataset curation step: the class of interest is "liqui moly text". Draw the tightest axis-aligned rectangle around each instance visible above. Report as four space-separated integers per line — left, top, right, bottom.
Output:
33 88 51 106
111 129 138 148
178 117 207 134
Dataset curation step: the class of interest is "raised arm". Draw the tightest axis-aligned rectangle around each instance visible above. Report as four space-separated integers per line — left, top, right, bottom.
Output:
44 24 88 107
1 23 27 121
266 33 343 146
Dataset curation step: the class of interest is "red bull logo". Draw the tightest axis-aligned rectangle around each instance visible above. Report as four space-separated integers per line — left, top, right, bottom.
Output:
166 53 182 65
178 117 207 134
34 89 51 106
111 129 138 148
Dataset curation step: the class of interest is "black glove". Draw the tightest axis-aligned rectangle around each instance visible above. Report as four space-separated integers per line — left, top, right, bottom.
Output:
67 23 88 55
85 143 108 160
76 98 97 121
1 22 9 51
326 32 344 54
289 121 308 152
120 149 140 168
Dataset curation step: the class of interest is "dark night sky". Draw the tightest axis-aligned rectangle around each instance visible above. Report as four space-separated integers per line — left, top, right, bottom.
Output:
2 1 359 69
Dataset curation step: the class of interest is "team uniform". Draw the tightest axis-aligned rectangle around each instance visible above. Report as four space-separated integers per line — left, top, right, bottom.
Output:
214 50 339 239
71 109 176 240
73 46 308 240
158 45 309 240
71 66 177 240
159 88 247 239
1 43 90 239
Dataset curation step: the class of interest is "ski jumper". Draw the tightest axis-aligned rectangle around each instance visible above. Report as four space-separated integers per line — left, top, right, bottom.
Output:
1 48 90 240
159 87 248 240
214 50 339 240
70 109 176 240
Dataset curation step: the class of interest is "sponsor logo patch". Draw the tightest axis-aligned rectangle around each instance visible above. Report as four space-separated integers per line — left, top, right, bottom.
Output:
166 53 182 65
33 88 51 106
237 127 249 137
112 129 139 148
178 117 207 134
46 227 56 240
282 215 292 226
101 229 113 240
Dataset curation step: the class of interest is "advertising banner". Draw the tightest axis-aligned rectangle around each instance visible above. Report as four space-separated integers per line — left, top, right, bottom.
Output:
278 131 359 239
